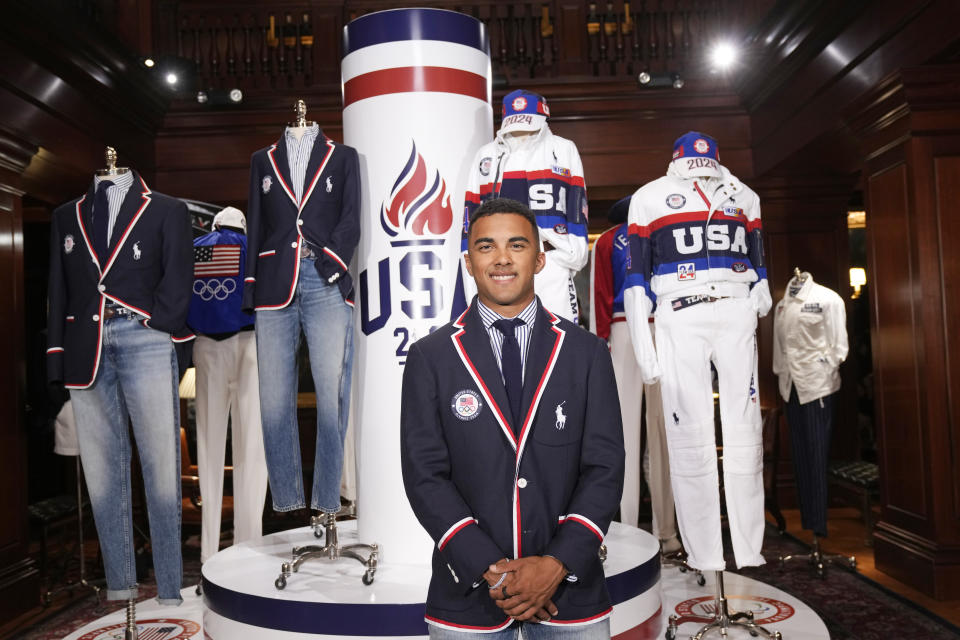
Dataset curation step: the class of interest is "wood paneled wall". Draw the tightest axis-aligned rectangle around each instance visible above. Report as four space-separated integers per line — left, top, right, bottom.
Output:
847 66 960 599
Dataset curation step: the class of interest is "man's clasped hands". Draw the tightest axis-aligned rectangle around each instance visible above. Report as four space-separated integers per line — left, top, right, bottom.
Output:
483 556 568 622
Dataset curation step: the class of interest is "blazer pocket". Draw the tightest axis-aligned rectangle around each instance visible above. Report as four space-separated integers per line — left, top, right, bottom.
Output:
65 315 76 322
258 249 277 257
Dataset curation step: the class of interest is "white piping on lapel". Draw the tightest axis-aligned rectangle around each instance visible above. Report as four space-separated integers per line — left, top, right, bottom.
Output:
450 325 517 452
297 139 335 214
75 195 101 276
511 309 564 558
100 175 152 281
267 144 298 210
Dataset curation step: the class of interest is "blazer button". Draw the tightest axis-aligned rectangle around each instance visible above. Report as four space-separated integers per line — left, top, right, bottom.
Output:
92 314 100 322
290 241 298 248
97 284 106 292
517 478 528 489
297 219 304 226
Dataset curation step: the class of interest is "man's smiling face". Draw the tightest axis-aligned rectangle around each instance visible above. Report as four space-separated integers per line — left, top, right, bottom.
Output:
465 212 545 317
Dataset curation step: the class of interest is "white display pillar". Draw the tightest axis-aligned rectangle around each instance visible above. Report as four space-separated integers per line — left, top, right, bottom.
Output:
342 8 492 565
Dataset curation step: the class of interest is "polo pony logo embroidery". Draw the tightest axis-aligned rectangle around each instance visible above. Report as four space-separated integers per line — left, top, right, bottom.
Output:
326 176 333 193
132 241 142 261
262 176 272 194
555 401 567 430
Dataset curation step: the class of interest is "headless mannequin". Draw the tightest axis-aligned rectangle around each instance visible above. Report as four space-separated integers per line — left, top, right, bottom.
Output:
287 99 315 140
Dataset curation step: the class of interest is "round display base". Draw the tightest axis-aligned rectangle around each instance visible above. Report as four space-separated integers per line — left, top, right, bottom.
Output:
200 520 661 638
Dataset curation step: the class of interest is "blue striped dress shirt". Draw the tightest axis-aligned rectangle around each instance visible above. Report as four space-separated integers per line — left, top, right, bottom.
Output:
285 123 320 205
476 297 538 384
94 170 134 246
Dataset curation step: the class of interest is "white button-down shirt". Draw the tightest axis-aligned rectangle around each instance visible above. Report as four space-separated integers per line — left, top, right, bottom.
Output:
772 273 849 404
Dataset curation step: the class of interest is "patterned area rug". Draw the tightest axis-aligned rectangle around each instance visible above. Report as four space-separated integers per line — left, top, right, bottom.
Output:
13 526 960 639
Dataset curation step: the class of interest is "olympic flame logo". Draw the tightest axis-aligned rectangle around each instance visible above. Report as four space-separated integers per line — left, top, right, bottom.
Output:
380 142 453 237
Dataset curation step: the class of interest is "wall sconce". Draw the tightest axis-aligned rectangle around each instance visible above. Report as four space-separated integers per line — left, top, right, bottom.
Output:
849 267 866 299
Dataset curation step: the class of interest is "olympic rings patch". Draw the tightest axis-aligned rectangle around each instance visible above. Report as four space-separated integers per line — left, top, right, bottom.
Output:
193 278 237 301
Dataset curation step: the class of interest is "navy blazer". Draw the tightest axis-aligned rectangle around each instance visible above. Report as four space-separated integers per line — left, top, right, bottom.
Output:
400 298 625 631
243 131 360 311
46 172 195 388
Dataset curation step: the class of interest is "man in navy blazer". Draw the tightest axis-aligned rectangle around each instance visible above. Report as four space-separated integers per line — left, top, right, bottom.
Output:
401 198 624 637
46 170 193 605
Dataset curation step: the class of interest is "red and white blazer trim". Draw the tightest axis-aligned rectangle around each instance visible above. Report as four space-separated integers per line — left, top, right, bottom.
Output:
47 347 64 354
322 246 348 271
558 513 605 540
258 249 276 257
424 615 513 633
538 607 613 627
437 517 477 551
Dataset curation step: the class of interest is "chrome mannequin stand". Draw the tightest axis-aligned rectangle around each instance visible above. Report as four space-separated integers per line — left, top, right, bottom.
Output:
274 512 379 589
666 571 782 640
662 549 706 586
778 534 855 578
124 598 138 639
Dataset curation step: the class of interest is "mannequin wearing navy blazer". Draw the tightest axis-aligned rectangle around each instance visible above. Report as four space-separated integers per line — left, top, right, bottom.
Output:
46 171 194 388
242 130 360 311
401 298 625 631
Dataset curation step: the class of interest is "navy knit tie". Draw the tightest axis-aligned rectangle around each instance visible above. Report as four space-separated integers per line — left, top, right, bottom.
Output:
493 318 525 428
92 180 114 260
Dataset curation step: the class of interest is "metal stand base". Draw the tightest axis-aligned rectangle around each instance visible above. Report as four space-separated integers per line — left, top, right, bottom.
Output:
665 571 782 640
44 457 104 606
662 549 706 587
124 597 138 640
274 513 379 589
778 535 855 578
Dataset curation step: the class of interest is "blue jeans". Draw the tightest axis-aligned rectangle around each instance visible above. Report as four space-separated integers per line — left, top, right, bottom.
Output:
429 619 610 640
255 258 354 512
69 316 182 604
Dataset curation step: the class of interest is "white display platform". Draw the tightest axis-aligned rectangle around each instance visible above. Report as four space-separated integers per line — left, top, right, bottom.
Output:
658 566 830 639
200 521 661 638
62 524 829 640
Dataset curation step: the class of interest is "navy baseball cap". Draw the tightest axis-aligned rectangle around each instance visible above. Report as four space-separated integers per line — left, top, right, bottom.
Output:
500 89 550 134
670 131 721 178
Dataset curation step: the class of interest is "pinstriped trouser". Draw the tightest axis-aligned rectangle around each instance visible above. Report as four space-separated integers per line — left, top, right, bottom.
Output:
785 387 835 537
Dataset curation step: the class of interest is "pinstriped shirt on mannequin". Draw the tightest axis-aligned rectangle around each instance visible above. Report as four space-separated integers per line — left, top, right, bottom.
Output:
94 171 134 245
475 297 538 384
285 123 320 205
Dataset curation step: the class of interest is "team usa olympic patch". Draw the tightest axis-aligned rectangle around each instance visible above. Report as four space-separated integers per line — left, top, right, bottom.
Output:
76 618 201 640
262 176 272 194
693 138 711 154
802 303 823 313
553 223 568 235
479 157 492 176
677 262 696 280
732 262 747 273
512 96 528 111
451 390 483 421
551 165 572 177
723 206 745 219
666 193 686 209
63 234 75 254
675 595 795 625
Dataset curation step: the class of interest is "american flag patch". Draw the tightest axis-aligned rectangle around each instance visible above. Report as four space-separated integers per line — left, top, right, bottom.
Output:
139 626 177 640
194 244 240 277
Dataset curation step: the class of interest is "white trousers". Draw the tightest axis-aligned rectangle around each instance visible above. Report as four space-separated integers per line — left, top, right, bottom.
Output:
194 332 269 562
609 322 677 543
655 296 765 570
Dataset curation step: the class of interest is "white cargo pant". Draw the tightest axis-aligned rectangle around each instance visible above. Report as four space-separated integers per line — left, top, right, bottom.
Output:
609 321 678 546
194 332 269 562
654 296 765 570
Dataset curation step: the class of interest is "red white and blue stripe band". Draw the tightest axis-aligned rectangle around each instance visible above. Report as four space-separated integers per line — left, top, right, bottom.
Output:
201 550 660 635
438 517 477 551
342 8 489 56
558 514 606 541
